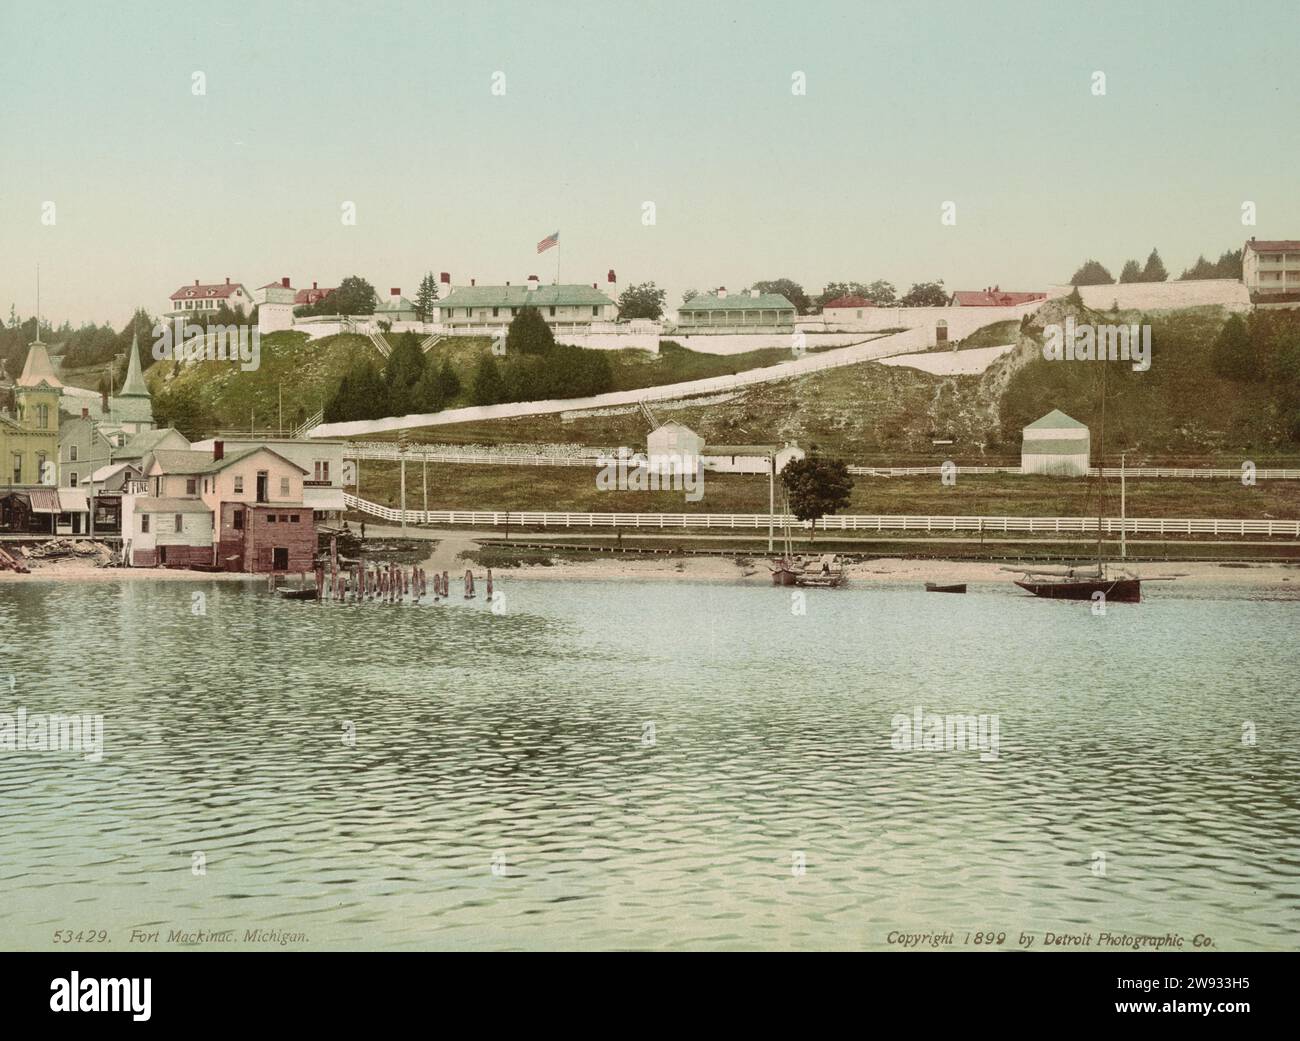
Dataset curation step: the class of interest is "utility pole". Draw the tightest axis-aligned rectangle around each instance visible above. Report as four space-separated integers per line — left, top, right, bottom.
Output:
398 431 408 532
768 453 775 553
422 449 427 517
1120 450 1127 560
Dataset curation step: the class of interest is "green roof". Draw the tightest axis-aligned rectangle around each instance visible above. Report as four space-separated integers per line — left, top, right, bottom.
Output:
435 284 613 309
1022 439 1090 456
1023 409 1087 431
116 428 188 460
679 293 795 312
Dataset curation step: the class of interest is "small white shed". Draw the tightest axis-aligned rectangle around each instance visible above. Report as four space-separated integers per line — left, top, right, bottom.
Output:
1021 409 1090 476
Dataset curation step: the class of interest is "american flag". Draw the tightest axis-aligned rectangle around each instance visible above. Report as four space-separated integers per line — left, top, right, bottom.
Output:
537 230 559 254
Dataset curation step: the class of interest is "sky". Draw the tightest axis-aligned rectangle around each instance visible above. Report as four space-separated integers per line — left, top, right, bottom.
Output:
2 0 1298 326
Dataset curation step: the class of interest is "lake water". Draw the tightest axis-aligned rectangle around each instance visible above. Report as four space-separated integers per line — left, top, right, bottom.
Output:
1 576 1297 951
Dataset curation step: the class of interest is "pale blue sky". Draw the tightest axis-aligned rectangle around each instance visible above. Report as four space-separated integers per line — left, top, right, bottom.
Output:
2 0 1297 325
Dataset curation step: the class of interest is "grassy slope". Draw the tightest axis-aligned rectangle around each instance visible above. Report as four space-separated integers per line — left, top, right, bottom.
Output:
353 461 1300 518
398 308 1300 464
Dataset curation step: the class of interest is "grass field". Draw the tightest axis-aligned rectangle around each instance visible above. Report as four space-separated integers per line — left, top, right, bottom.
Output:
351 460 1300 519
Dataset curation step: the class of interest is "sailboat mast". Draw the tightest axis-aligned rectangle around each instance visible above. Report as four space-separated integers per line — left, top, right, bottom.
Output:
1097 354 1107 573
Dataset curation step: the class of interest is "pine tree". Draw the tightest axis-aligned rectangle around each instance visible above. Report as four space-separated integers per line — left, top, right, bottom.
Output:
415 272 439 322
1141 248 1168 283
472 355 506 405
1119 259 1143 283
505 306 555 355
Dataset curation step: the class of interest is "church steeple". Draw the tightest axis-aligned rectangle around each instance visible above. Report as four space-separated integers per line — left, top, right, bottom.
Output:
119 330 150 398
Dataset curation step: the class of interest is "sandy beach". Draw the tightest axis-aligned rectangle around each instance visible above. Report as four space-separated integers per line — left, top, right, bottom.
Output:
482 554 1300 590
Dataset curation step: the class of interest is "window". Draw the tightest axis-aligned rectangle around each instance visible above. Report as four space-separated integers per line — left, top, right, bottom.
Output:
186 478 197 495
289 514 300 523
141 514 150 533
69 472 78 487
70 445 78 462
37 405 49 429
313 461 330 482
549 306 556 316
268 514 277 524
492 307 499 317
280 476 290 497
174 514 184 532
234 475 244 493
10 453 19 484
592 306 599 316
233 509 244 530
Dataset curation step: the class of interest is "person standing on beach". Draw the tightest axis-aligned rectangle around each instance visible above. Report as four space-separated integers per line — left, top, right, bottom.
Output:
360 521 366 540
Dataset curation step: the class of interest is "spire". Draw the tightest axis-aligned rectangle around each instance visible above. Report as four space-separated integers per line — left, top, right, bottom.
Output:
17 343 62 390
119 330 150 398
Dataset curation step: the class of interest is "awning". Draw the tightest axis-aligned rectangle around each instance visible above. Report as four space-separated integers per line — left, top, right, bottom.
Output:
28 489 62 513
303 486 346 511
58 489 89 513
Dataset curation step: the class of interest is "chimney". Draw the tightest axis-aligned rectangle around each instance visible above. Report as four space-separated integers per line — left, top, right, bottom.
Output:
470 278 475 287
440 272 450 288
718 286 727 299
213 440 224 462
81 406 89 419
527 275 539 291
282 277 290 288
194 279 200 286
312 281 318 290
101 387 109 413
225 277 230 285
391 287 401 297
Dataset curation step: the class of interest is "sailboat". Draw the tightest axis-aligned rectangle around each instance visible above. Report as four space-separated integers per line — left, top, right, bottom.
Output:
1012 357 1142 604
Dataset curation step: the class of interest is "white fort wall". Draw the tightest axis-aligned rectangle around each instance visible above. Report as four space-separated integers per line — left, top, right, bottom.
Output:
1045 279 1250 312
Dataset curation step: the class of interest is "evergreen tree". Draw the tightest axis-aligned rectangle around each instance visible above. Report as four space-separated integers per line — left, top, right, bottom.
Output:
505 306 555 355
1119 259 1143 283
383 332 427 414
415 272 439 322
1069 260 1114 285
472 355 506 405
1141 248 1168 283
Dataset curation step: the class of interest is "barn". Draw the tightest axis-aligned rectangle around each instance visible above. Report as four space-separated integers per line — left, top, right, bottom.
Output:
1020 409 1090 476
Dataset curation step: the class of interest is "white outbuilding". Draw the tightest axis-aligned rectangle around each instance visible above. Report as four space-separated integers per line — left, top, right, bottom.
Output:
1020 409 1090 476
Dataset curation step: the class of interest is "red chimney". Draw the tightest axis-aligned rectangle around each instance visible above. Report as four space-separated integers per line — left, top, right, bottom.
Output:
213 440 224 462
390 287 400 297
281 277 290 288
313 281 318 290
440 272 450 285
608 269 616 283
81 406 89 419
225 277 230 285
194 279 200 286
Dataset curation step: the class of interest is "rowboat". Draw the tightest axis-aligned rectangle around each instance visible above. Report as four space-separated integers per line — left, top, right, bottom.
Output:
924 582 966 594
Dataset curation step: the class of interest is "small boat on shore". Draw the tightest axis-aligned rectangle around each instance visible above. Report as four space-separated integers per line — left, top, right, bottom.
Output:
924 582 966 594
279 587 319 601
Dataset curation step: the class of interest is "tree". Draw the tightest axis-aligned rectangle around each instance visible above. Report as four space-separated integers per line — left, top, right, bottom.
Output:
383 332 427 414
817 280 896 309
153 383 217 439
414 272 439 322
616 282 667 320
899 280 948 307
325 358 387 421
780 456 853 541
1141 248 1168 283
505 306 555 355
472 355 506 405
1069 260 1114 286
1211 314 1253 381
1119 259 1143 283
296 275 376 317
433 359 461 403
751 278 811 315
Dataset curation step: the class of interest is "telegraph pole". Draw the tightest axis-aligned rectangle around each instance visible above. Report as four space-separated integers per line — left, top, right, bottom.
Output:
398 430 408 532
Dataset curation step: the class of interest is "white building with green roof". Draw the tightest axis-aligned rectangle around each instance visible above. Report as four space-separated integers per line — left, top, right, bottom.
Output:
1021 409 1090 476
675 287 796 332
431 271 618 335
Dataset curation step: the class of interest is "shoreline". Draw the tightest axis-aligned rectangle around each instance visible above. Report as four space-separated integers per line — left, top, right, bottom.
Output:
4 554 1298 590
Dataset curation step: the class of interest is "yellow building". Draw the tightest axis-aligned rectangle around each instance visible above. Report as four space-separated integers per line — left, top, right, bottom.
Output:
2 338 62 487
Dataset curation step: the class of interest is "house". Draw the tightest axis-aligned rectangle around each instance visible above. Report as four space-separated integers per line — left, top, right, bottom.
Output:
950 287 1047 307
58 409 116 489
675 288 796 332
191 435 347 519
294 282 336 309
113 427 192 466
374 288 420 324
122 441 315 571
646 421 805 475
1 337 61 491
1242 238 1300 302
165 278 255 316
822 295 877 323
1021 409 1090 476
431 271 618 334
646 422 704 474
256 277 298 334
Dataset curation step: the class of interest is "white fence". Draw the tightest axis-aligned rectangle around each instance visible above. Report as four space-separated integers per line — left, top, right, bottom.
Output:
848 465 1300 479
342 495 1300 536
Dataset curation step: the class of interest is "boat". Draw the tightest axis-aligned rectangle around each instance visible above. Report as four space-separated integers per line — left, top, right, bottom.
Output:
1013 357 1143 604
279 587 319 601
795 553 846 588
924 582 966 594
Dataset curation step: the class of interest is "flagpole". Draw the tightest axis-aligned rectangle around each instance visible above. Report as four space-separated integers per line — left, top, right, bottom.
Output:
555 235 561 285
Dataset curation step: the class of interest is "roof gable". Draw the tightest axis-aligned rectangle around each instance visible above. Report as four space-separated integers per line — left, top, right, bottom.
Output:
1024 409 1087 430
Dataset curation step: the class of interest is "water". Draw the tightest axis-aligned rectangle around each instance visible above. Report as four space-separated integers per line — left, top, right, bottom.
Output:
1 577 1297 951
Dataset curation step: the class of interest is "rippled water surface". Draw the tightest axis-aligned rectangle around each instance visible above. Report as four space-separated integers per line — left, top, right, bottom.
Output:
1 577 1297 950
